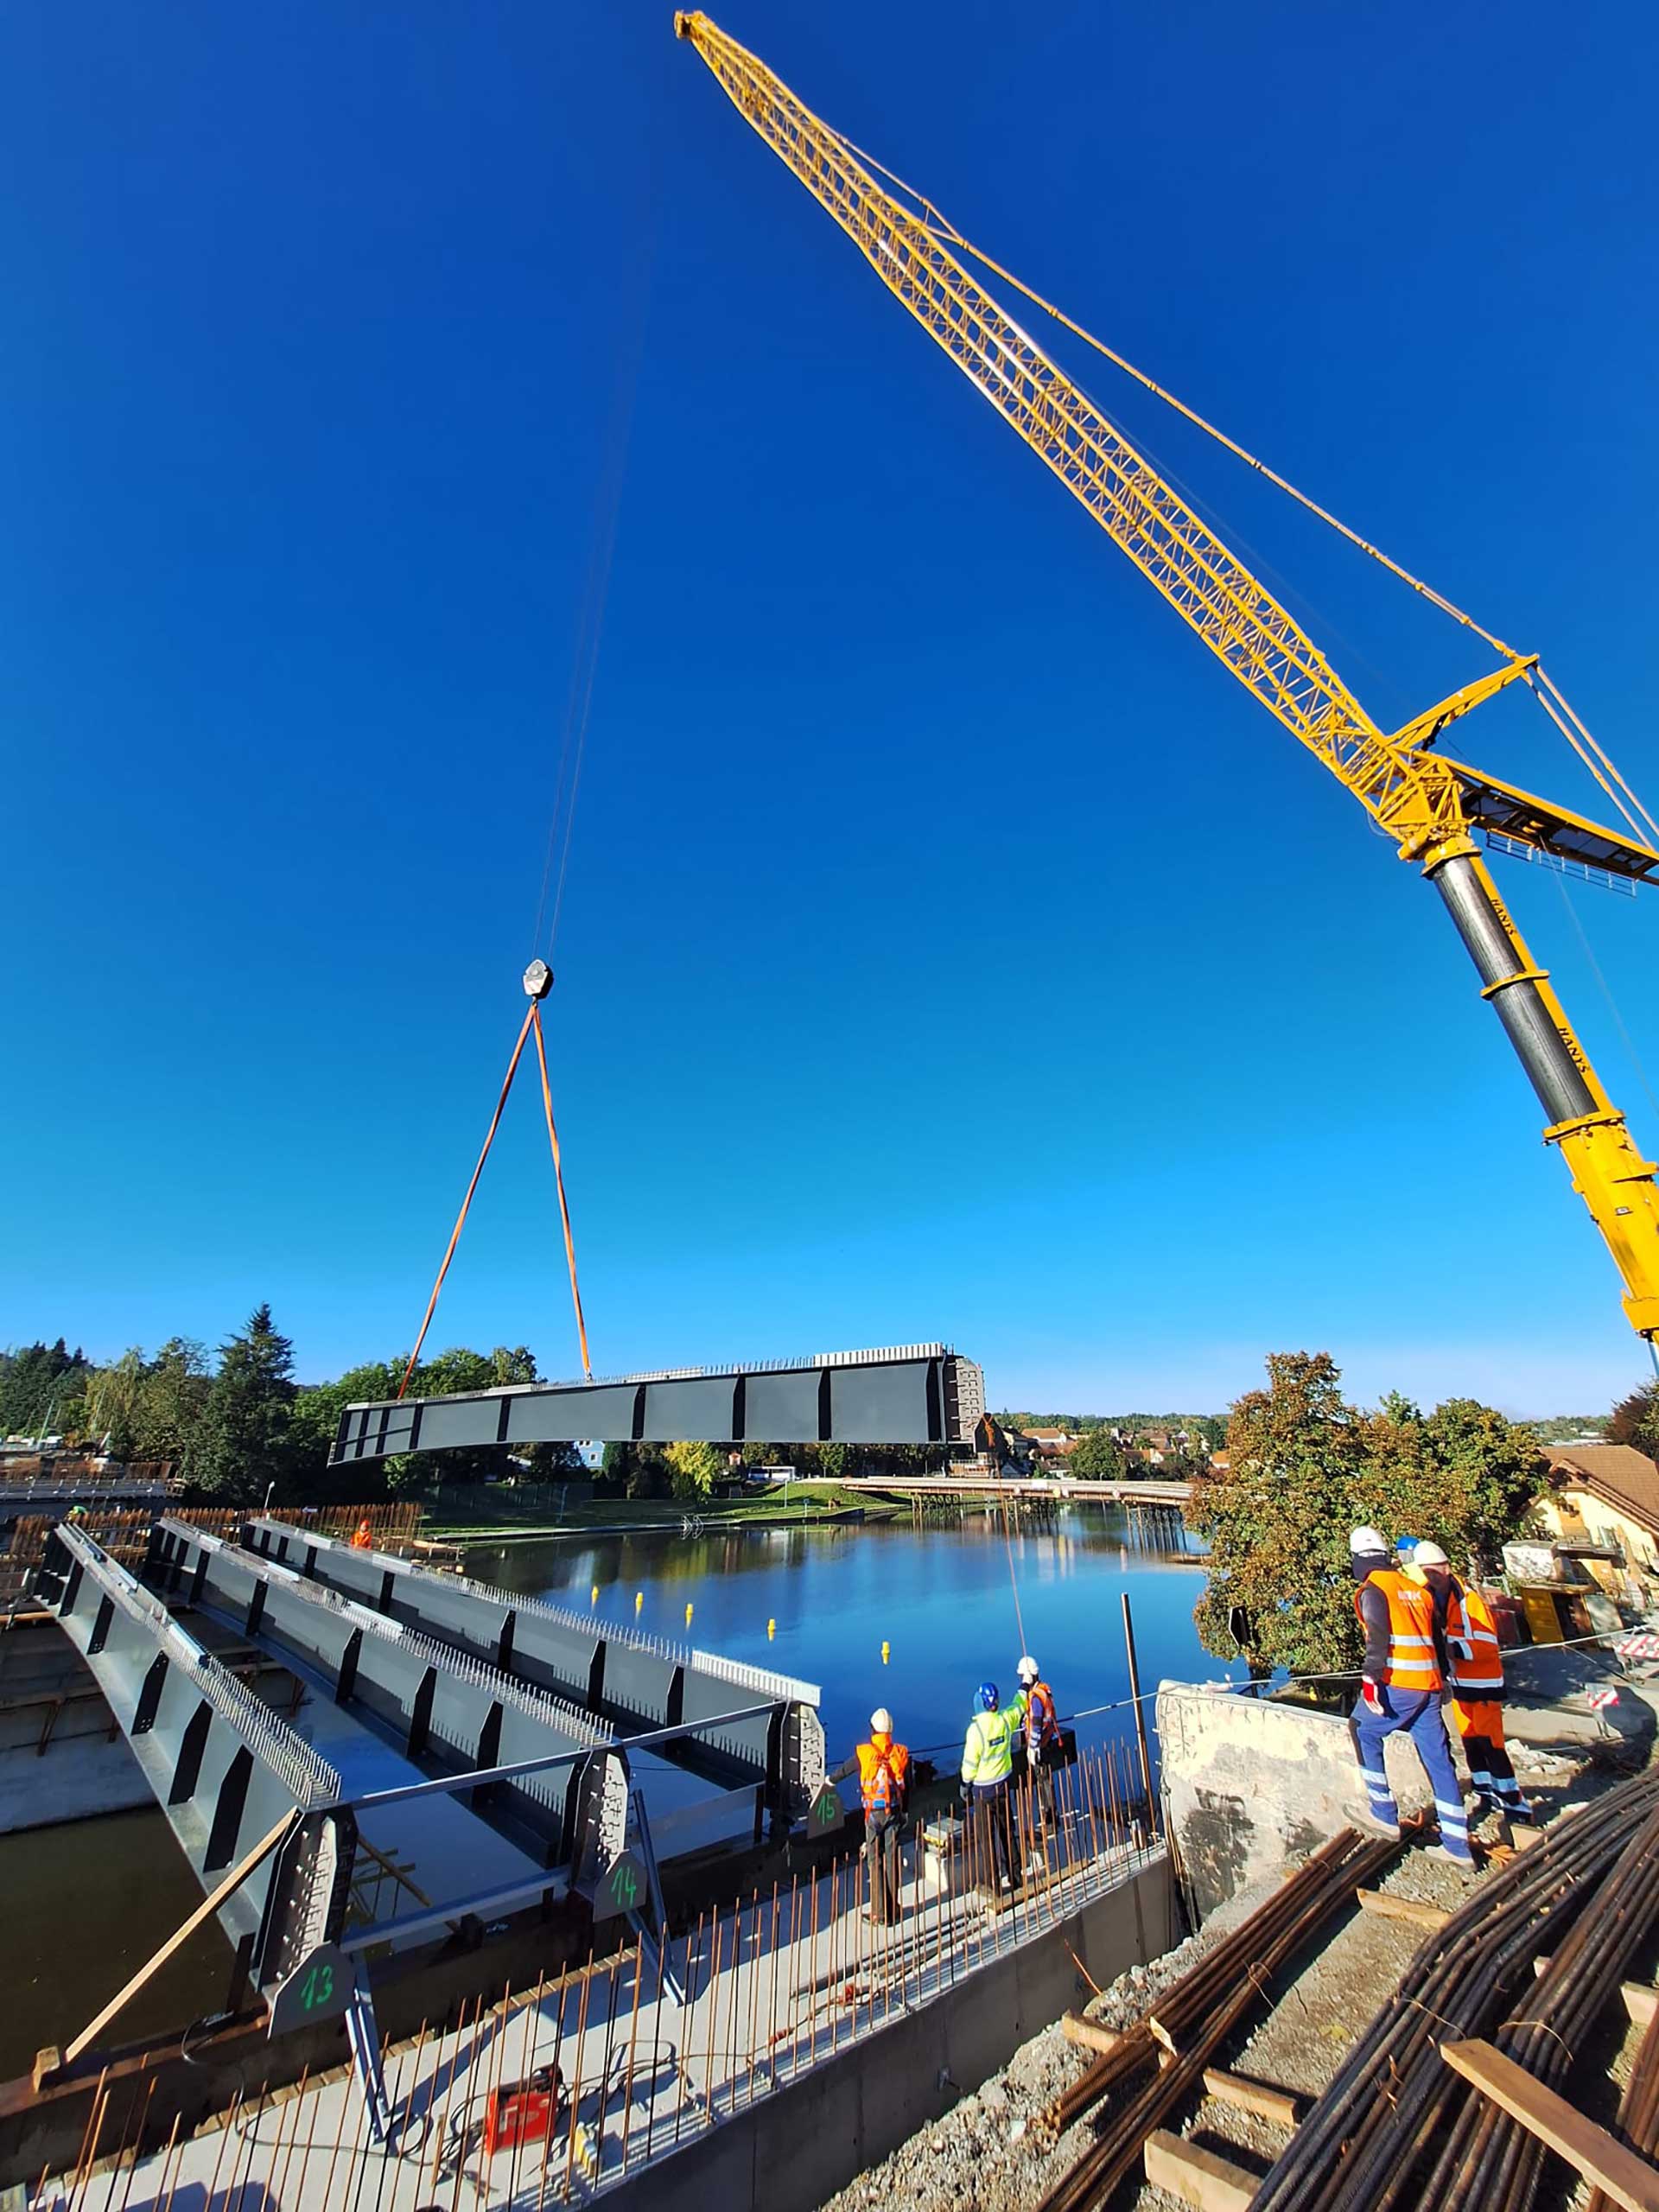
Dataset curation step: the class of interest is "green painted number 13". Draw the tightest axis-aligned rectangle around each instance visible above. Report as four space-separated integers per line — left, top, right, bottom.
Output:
300 1960 335 2012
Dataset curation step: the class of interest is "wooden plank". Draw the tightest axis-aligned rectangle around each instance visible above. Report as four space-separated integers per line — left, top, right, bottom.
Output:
1061 2013 1123 2057
1144 2128 1259 2212
1440 2038 1659 2212
1203 2065 1303 2127
1624 1984 1659 2029
1355 1887 1451 1932
61 1812 297 2067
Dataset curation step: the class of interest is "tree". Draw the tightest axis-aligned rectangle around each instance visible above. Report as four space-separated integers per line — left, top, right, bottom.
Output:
135 1338 213 1470
193 1304 297 1503
1188 1351 1547 1676
1069 1428 1128 1481
664 1439 721 1502
85 1349 148 1458
1189 1352 1365 1675
0 1338 94 1438
492 1345 539 1387
1608 1380 1659 1454
1362 1397 1546 1575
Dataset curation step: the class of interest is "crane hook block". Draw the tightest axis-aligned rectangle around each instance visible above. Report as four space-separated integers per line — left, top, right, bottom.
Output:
523 959 554 1001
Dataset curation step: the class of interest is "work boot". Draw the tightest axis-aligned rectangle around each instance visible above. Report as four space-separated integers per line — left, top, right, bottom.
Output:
1353 1808 1402 1841
1423 1844 1477 1869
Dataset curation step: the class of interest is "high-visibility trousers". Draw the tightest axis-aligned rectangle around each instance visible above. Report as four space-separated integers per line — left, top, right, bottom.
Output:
1447 1695 1530 1815
1351 1687 1474 1863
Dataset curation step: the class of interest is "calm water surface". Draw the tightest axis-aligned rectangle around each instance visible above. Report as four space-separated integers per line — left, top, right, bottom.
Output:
464 1502 1216 1765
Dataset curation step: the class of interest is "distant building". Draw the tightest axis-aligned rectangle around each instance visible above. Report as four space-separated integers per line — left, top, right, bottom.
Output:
1541 1444 1659 1576
1024 1427 1077 1462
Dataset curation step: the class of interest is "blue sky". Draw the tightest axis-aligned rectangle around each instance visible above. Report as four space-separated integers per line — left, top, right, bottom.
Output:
4 1 1656 1417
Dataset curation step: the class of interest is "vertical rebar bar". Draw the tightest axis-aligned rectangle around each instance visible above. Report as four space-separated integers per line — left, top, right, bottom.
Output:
563 1962 592 2202
702 1912 723 2126
429 1996 470 2201
620 1940 643 2167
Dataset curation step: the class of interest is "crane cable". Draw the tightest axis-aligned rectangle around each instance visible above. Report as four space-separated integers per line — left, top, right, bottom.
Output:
396 997 594 1398
397 1004 538 1400
531 1000 593 1380
836 132 1659 849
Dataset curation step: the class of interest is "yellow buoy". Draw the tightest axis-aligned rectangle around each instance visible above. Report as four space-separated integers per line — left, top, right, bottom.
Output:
634 1591 644 1613
767 1618 776 1639
881 1640 890 1664
685 1602 694 1626
590 1584 599 1605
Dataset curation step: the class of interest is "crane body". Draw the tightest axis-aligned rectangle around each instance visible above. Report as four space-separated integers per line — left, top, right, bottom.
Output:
675 10 1659 1341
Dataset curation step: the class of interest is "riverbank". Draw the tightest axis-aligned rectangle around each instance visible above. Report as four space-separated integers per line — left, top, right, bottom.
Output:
420 1479 905 1541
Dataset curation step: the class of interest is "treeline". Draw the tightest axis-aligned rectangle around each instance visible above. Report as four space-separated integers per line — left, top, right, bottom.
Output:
999 1409 1227 1447
1187 1352 1548 1677
594 1438 944 1504
0 1309 569 1506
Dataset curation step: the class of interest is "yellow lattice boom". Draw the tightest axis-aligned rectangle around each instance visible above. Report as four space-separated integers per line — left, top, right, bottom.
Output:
676 11 1659 1340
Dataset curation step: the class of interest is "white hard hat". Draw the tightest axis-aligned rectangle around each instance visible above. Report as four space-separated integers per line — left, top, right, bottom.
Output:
1412 1541 1450 1568
1016 1655 1039 1681
1349 1526 1389 1555
870 1707 893 1734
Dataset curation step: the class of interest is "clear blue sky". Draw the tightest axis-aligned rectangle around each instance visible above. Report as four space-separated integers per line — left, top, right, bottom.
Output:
4 1 1656 1417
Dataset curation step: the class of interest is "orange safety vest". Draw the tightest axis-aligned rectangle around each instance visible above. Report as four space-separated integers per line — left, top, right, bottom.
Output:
351 1523 372 1550
1024 1681 1060 1752
1446 1580 1504 1695
855 1734 910 1816
1356 1569 1442 1692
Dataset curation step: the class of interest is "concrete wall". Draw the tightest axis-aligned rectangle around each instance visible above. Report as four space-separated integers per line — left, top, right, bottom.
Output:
597 1854 1178 2212
1157 1682 1457 1918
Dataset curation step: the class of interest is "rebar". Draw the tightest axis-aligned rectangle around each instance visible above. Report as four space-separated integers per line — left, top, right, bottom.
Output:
1255 1769 1659 2212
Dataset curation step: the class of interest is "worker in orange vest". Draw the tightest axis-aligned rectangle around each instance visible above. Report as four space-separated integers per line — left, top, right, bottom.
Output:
350 1517 373 1550
1015 1655 1062 1837
1411 1541 1535 1826
1349 1526 1473 1865
830 1707 911 1923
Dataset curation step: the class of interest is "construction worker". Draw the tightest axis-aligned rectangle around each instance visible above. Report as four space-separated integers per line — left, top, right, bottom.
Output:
1348 1526 1474 1866
1015 1654 1061 1836
1411 1541 1534 1826
961 1681 1020 1892
350 1517 373 1550
830 1707 911 1923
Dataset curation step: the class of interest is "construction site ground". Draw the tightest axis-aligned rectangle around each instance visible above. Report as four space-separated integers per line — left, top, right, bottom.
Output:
825 1666 1659 2212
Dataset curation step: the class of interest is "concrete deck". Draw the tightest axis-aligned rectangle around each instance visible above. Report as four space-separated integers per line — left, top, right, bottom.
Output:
35 1819 1172 2211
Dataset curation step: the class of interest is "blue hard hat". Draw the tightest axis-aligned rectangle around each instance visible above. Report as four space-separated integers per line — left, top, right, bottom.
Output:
977 1681 999 1711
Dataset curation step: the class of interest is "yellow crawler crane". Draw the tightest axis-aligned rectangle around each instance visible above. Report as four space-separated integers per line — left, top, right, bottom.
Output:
675 10 1659 1343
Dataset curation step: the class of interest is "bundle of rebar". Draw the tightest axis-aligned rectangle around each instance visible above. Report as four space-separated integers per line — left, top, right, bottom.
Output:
1427 1797 1659 2209
1254 1768 1659 2212
1587 1996 1659 2212
1033 1823 1403 2212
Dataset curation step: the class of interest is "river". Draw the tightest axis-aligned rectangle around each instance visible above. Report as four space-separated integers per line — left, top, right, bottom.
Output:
461 1499 1214 1770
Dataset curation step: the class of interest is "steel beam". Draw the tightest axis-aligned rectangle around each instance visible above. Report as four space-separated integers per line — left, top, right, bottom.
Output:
149 1519 618 1867
238 1516 825 1811
328 1342 986 1464
42 1523 350 1967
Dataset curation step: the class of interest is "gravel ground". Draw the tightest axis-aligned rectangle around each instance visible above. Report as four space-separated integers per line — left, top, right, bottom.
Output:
821 1722 1646 2212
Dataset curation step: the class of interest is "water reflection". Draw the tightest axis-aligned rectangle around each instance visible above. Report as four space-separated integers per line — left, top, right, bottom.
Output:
466 1502 1214 1767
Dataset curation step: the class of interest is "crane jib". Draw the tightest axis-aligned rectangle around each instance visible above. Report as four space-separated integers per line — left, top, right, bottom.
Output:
676 11 1659 1340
